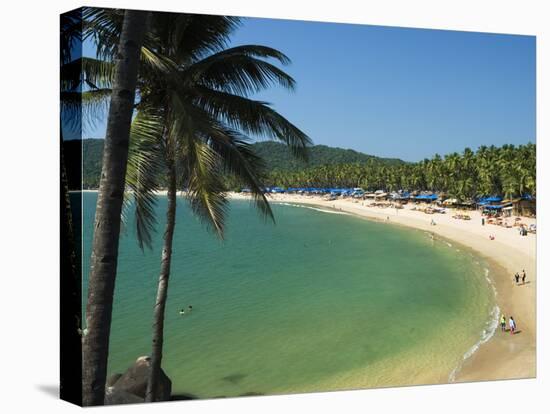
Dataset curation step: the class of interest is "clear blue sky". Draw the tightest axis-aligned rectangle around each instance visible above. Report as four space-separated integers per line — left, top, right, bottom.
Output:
81 17 535 162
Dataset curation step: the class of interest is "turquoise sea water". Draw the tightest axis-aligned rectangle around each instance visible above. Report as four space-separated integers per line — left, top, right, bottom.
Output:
81 192 496 398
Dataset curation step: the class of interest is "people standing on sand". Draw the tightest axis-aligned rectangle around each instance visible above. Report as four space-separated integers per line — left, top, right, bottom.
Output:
482 217 485 226
514 273 520 285
509 316 516 335
500 314 507 332
522 270 527 284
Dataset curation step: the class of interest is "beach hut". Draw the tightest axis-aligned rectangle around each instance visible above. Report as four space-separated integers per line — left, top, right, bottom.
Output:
512 196 536 217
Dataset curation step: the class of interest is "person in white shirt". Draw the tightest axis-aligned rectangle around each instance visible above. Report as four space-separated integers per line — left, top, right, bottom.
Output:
509 316 517 335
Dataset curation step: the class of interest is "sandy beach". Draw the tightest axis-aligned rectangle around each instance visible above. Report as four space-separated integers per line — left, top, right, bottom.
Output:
229 191 536 385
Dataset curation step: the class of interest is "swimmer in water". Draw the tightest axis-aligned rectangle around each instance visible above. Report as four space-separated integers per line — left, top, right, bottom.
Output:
180 305 193 315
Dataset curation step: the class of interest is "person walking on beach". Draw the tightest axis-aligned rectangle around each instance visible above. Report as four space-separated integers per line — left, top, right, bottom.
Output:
500 315 507 332
509 316 517 335
522 270 527 284
514 273 520 285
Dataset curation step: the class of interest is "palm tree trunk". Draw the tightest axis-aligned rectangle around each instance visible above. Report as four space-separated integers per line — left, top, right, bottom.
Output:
145 160 177 402
82 10 148 406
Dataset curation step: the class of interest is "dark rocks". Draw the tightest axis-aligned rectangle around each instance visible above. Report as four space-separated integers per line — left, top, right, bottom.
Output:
105 356 172 404
104 388 144 405
106 373 122 387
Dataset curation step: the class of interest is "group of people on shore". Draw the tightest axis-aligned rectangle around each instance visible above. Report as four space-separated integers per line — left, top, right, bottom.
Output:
514 270 527 285
500 270 528 336
500 314 517 335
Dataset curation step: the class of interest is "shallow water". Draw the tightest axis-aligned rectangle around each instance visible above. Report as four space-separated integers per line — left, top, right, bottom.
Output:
80 193 496 398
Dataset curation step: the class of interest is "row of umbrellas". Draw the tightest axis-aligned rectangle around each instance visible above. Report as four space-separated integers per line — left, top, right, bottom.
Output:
241 188 534 205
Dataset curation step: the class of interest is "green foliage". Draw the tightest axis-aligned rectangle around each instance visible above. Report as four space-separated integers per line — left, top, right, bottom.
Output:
68 140 536 199
71 139 403 189
264 143 536 200
253 141 403 170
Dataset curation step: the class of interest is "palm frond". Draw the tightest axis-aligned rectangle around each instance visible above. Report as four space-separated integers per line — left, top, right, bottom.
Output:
169 90 275 223
184 46 295 96
205 126 275 222
61 57 115 91
168 14 241 61
83 7 123 61
125 109 167 249
192 87 311 160
61 89 112 133
182 137 228 238
61 8 83 64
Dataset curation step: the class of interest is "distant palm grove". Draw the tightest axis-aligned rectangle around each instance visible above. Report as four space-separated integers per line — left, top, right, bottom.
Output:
70 140 536 200
262 143 536 200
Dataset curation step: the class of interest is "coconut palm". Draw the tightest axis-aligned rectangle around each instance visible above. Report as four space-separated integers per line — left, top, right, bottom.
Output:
121 14 310 401
81 9 149 406
80 10 280 404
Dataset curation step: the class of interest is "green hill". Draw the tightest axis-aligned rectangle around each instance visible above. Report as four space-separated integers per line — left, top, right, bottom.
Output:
63 139 404 189
252 141 403 171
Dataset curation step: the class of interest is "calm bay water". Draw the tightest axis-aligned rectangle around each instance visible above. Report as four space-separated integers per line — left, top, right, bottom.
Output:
80 192 496 398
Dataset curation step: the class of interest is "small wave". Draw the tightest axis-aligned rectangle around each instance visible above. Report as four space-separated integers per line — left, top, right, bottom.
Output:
279 203 350 215
449 304 500 382
307 207 350 215
446 242 452 247
484 268 498 296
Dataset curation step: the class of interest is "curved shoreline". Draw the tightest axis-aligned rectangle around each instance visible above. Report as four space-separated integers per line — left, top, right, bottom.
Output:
231 192 536 385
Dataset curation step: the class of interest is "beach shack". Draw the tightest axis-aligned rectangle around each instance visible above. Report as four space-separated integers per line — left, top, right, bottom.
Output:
456 199 476 210
512 195 536 217
442 198 458 207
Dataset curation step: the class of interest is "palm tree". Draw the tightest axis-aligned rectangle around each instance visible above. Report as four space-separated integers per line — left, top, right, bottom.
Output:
82 9 149 406
120 14 310 401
